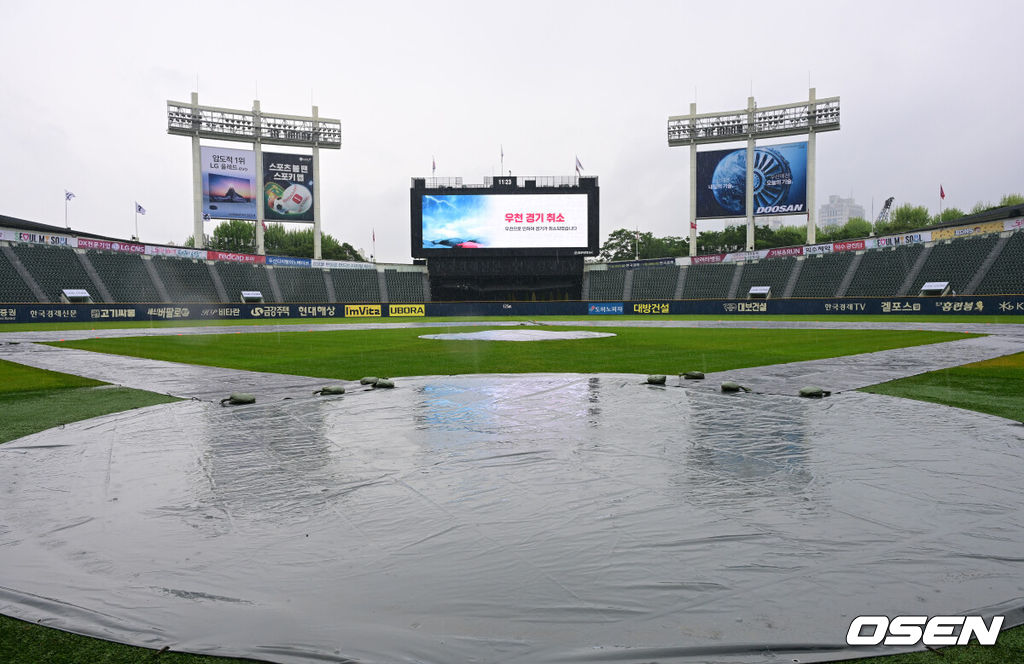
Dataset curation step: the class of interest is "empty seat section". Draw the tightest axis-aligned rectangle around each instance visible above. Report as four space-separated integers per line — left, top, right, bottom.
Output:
911 236 997 294
975 232 1024 295
385 270 425 302
152 256 220 303
10 244 94 302
680 262 736 299
791 252 855 298
0 249 36 302
735 258 795 297
330 269 380 303
844 244 923 297
587 270 625 300
217 262 275 302
86 251 162 303
630 267 679 300
274 267 330 302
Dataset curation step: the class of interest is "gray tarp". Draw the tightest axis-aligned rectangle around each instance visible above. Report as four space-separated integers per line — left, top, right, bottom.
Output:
2 368 1023 663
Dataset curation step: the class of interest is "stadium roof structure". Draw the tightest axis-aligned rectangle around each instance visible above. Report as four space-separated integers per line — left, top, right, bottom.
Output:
0 214 127 243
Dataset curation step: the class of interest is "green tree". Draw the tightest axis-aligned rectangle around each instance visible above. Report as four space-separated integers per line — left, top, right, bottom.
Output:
876 203 930 235
970 200 995 215
209 219 257 253
931 207 965 224
999 193 1024 207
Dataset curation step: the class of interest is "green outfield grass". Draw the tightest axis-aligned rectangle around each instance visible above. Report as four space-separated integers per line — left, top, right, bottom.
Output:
0 312 1022 333
48 326 974 380
2 321 1021 663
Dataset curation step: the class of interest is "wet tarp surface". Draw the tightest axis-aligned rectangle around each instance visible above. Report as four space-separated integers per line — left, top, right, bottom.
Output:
419 330 617 341
2 372 1023 663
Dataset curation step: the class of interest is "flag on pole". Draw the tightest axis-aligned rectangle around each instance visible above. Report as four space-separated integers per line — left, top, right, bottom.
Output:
202 212 211 222
940 185 945 200
690 220 697 230
432 156 436 176
135 202 146 215
372 229 375 243
500 145 504 160
575 156 583 176
64 190 75 201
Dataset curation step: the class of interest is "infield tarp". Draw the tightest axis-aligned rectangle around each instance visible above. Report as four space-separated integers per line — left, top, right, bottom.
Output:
1 371 1023 663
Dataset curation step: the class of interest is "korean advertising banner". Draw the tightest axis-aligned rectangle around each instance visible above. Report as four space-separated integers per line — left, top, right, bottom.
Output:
696 142 807 219
264 152 315 222
201 147 257 220
421 193 589 250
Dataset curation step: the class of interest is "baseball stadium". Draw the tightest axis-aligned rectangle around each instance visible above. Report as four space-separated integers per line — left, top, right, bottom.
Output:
1 91 1023 664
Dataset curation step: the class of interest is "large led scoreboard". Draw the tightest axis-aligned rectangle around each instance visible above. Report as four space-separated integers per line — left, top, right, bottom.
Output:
410 176 600 258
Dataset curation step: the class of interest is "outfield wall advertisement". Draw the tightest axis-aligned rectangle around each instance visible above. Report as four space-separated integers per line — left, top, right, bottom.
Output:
696 142 807 219
201 147 257 221
3 296 1023 324
420 193 589 250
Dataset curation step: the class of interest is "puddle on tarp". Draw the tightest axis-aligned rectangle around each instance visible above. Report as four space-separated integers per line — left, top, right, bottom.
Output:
1 374 1022 663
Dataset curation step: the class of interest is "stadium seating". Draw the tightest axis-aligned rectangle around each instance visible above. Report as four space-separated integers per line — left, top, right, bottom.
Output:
151 256 221 303
910 235 998 295
85 251 163 303
216 262 276 303
10 244 96 302
273 267 331 303
629 266 680 300
844 244 924 297
790 252 855 298
734 257 796 298
587 269 626 300
385 270 425 303
975 232 1024 295
679 262 736 299
330 268 381 303
0 248 37 302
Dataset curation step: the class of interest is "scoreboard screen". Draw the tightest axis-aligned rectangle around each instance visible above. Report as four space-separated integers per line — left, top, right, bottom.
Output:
411 179 599 257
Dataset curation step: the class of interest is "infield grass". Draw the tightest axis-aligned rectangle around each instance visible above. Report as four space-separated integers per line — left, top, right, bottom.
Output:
0 359 180 444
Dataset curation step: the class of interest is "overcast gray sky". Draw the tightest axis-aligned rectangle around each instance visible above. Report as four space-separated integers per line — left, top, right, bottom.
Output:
2 0 1021 262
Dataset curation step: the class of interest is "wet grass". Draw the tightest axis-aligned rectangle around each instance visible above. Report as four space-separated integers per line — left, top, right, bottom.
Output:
861 352 1024 421
0 359 179 444
48 326 973 380
0 312 1022 333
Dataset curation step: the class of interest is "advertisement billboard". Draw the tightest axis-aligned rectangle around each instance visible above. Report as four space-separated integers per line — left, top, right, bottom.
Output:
264 152 315 222
696 142 807 219
201 147 257 221
418 193 588 251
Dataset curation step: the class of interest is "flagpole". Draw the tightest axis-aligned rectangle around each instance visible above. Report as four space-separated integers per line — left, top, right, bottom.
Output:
134 202 139 242
65 197 69 230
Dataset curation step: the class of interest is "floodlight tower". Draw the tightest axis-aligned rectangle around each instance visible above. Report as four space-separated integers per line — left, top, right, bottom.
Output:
668 88 839 254
167 93 341 257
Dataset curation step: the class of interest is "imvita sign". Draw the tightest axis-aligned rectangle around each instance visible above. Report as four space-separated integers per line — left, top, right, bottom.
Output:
847 615 1004 646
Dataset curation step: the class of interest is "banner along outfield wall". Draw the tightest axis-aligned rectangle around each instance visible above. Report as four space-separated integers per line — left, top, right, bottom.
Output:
1 296 1023 324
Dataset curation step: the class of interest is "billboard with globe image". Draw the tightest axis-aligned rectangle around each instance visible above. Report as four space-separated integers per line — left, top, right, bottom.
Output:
264 152 315 222
201 147 257 220
696 141 807 219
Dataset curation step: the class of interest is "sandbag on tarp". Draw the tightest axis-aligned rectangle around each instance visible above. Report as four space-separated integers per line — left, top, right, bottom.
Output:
646 375 666 385
313 385 347 396
359 376 379 385
681 371 705 379
720 381 751 393
219 392 255 406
